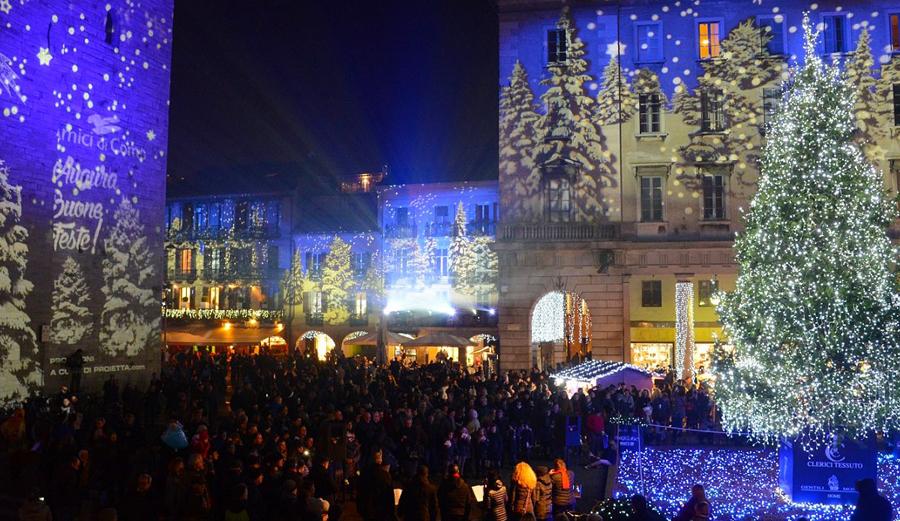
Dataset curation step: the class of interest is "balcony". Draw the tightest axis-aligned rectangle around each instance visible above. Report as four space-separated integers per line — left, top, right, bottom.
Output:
468 221 496 237
499 223 620 242
169 268 197 281
166 225 280 242
162 307 283 321
425 221 452 237
385 222 418 239
234 225 281 240
305 313 324 326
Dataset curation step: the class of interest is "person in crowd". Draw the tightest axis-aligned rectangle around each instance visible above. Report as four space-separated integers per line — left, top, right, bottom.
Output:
533 465 552 521
629 494 666 521
483 470 509 521
17 489 52 521
549 458 575 515
437 463 477 521
509 461 536 520
121 473 158 521
674 484 710 521
398 465 440 521
850 478 892 521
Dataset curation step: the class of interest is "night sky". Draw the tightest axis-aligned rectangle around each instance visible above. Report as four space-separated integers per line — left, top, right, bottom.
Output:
166 0 499 196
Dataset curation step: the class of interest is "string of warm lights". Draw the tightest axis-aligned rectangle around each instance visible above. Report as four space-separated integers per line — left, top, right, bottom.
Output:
163 308 284 321
712 17 900 447
551 359 649 386
674 281 695 381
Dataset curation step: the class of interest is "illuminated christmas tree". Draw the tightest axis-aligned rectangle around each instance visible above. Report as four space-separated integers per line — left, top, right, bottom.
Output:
322 236 352 325
595 53 635 126
843 27 880 162
713 21 900 445
51 256 93 345
499 61 540 220
534 8 613 221
449 202 473 294
0 160 40 402
100 198 159 356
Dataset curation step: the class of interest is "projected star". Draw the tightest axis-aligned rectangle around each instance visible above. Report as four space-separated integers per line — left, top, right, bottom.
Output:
606 41 626 57
146 130 156 141
37 47 53 66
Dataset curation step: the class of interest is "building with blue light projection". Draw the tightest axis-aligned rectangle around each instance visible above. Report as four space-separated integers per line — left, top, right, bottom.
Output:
496 0 900 372
0 0 174 402
162 172 500 367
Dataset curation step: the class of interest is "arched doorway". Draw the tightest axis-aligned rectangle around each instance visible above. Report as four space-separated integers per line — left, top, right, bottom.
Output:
260 335 288 356
530 291 592 370
297 331 336 361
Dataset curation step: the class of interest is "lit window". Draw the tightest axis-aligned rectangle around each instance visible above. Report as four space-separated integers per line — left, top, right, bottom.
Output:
354 292 367 317
547 28 568 64
179 249 193 274
698 279 719 307
700 89 726 132
638 93 661 134
891 13 900 52
640 176 664 222
546 177 571 223
757 15 785 55
697 21 721 59
635 22 663 62
179 286 192 310
435 248 449 277
702 174 727 220
642 280 662 308
822 14 848 54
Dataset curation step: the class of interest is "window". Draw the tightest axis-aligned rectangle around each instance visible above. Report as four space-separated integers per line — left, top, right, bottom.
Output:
547 28 568 64
702 174 727 220
546 177 571 223
435 248 449 277
893 84 900 126
697 20 721 59
354 292 367 317
178 249 193 274
395 207 409 226
305 251 326 277
207 287 221 309
205 248 223 275
351 252 370 276
700 89 725 132
757 15 785 55
397 248 411 275
475 203 492 222
891 13 900 52
235 201 250 230
182 203 194 232
267 245 279 270
638 93 662 134
208 202 221 231
309 291 323 314
635 22 663 62
762 87 782 132
641 280 662 307
434 205 449 223
822 14 848 54
640 176 664 222
179 286 193 310
698 279 719 307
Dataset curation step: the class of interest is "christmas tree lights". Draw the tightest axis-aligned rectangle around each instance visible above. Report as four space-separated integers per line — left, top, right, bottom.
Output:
674 281 695 381
713 18 900 446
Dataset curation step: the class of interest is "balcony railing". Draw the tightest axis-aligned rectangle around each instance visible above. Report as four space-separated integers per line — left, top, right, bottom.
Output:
468 221 496 237
385 222 418 239
349 314 369 326
166 225 280 242
166 266 283 283
500 223 619 242
425 221 452 237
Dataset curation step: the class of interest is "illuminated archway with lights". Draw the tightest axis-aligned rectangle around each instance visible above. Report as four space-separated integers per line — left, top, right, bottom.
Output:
297 330 336 361
530 291 592 361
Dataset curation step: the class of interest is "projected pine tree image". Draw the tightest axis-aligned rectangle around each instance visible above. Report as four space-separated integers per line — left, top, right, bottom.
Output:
713 23 900 444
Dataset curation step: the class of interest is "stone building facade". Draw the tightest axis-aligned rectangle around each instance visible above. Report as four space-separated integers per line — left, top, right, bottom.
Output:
496 0 900 371
0 0 174 401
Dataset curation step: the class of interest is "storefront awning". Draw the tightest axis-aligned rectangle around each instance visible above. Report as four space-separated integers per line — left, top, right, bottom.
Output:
164 324 285 345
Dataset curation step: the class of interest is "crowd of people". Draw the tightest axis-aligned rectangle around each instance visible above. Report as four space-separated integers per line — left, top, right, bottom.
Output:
0 350 715 521
0 350 890 521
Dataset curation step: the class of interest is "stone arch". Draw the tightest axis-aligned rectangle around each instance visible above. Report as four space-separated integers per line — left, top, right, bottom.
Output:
296 330 336 361
529 290 592 370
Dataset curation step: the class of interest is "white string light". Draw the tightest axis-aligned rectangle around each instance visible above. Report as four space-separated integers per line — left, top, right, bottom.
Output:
675 281 695 381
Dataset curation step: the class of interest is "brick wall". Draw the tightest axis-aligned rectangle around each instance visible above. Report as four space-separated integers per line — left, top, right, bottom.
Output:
0 0 173 402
